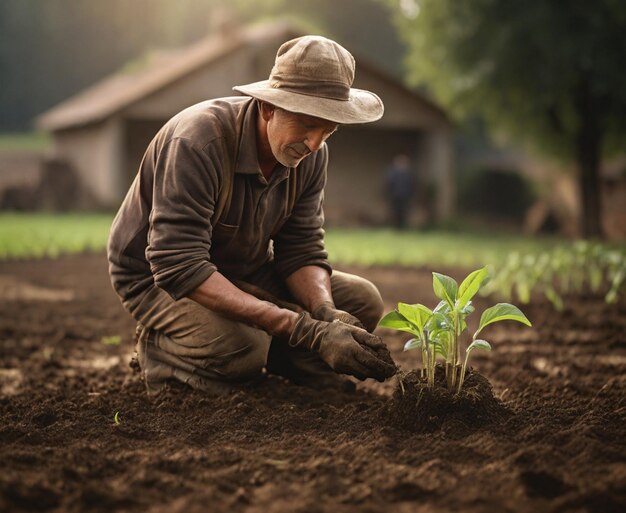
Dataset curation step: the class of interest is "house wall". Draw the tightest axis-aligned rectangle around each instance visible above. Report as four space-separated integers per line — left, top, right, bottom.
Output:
52 117 124 207
422 129 455 221
353 69 448 131
123 119 168 189
324 127 424 226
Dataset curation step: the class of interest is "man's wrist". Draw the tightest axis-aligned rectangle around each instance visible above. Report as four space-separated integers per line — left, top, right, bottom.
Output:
259 305 300 338
311 300 335 319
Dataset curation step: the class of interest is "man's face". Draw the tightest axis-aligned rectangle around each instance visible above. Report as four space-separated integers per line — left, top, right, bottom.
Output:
265 107 339 168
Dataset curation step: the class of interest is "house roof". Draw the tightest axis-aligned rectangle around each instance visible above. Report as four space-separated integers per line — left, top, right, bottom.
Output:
37 20 449 131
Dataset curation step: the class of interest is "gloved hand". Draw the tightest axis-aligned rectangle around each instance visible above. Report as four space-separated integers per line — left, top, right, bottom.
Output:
289 312 397 381
312 301 364 328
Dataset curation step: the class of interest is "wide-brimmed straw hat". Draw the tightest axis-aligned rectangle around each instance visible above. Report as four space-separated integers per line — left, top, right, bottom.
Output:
233 35 384 124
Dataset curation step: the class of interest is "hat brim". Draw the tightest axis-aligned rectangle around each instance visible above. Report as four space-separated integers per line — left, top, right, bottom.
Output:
232 80 383 124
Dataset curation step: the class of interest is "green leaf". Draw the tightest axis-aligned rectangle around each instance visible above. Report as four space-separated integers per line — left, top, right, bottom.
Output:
403 338 423 351
457 267 488 308
433 300 450 313
475 303 532 337
516 280 531 304
460 301 475 316
544 286 564 312
467 339 491 353
397 303 433 333
101 335 122 346
429 327 449 346
432 341 447 358
378 310 420 336
432 272 458 306
605 289 618 304
427 311 452 332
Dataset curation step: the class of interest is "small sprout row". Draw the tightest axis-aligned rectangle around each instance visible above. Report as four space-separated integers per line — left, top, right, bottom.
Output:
379 267 531 394
485 242 626 310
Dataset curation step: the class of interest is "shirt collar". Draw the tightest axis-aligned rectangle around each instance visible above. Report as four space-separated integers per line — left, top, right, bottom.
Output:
234 99 291 182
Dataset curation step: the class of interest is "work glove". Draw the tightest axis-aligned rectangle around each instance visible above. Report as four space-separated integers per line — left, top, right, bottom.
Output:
289 312 397 382
312 301 364 328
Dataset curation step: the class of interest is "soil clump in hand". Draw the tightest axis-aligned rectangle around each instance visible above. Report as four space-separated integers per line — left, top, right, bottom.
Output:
360 342 398 371
386 364 509 435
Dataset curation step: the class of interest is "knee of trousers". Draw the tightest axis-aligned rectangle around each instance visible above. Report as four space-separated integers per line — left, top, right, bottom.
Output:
338 278 385 332
226 327 272 381
203 324 272 382
157 322 272 382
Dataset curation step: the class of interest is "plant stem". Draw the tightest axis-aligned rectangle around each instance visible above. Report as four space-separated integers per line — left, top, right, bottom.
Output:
399 374 406 396
421 341 427 379
457 350 470 395
450 312 459 391
425 330 434 388
428 338 436 388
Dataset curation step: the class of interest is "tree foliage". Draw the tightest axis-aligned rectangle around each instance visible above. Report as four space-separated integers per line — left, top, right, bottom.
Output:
388 0 626 236
389 0 626 156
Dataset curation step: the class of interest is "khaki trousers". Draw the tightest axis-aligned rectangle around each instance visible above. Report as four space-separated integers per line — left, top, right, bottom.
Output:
121 265 384 391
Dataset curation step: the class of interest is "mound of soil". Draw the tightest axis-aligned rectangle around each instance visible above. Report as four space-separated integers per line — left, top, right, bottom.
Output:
386 365 509 434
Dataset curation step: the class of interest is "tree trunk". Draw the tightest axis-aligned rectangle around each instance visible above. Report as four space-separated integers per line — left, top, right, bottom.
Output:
575 81 605 239
576 129 604 239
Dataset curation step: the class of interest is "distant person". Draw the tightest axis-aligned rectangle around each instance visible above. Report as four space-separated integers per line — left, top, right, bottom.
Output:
107 35 396 395
385 154 416 229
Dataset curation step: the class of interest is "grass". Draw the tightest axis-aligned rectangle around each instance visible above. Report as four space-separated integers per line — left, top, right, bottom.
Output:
0 132 51 152
0 213 590 268
0 213 113 259
325 228 568 269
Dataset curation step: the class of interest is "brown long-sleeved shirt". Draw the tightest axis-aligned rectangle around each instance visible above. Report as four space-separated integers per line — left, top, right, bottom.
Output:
107 97 331 303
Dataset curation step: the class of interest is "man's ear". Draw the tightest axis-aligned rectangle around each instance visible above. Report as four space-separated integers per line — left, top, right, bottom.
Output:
259 101 276 122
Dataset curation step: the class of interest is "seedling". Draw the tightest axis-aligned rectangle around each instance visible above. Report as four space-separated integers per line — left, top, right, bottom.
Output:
379 267 532 394
113 411 121 425
485 243 626 310
101 335 122 346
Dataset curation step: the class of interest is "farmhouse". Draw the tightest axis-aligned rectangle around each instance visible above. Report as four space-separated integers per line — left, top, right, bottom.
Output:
36 20 453 225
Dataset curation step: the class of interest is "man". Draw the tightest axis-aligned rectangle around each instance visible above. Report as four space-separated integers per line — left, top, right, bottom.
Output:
385 154 416 230
107 35 396 394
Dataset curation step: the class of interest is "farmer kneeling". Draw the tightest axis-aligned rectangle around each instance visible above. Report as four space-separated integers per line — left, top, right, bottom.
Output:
107 35 396 394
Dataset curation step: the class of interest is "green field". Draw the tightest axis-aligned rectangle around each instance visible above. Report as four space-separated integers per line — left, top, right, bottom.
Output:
324 228 567 268
0 213 113 259
0 213 572 267
0 132 51 152
2 213 624 305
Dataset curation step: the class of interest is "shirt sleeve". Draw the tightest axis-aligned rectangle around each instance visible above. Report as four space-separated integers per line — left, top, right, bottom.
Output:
273 144 332 279
146 137 221 300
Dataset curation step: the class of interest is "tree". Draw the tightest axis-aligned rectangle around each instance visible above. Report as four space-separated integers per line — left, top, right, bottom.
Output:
387 0 626 238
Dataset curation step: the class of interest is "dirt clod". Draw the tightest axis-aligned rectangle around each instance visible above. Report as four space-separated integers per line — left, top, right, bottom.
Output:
386 364 509 434
360 342 397 370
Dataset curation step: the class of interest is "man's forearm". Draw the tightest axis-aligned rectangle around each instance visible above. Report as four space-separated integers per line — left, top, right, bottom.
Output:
285 265 334 312
188 271 299 337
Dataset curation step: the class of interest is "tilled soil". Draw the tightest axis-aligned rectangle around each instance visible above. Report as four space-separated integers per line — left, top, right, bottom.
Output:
1 253 625 513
